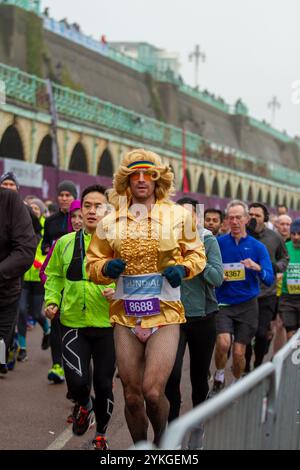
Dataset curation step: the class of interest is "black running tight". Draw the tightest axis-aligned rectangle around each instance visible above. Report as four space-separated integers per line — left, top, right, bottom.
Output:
61 325 115 434
165 314 216 422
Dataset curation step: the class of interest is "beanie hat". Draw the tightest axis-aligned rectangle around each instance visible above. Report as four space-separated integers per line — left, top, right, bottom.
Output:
291 218 300 233
57 180 77 199
0 171 20 190
30 198 46 217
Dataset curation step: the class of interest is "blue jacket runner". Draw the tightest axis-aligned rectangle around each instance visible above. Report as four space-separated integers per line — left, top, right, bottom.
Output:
216 233 274 305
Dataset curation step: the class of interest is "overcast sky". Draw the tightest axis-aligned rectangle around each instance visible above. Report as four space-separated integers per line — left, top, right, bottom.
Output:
41 0 300 138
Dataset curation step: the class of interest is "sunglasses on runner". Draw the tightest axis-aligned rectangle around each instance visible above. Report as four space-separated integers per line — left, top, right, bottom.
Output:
130 171 155 182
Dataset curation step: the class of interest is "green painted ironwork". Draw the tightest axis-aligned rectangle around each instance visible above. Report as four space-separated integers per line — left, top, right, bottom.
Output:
0 1 297 146
0 64 44 105
249 117 292 144
179 83 230 114
152 69 231 114
0 0 41 15
235 99 249 116
1 62 300 186
268 164 300 186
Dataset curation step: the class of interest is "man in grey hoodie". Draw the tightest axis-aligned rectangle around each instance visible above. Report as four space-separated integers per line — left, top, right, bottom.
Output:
245 203 289 371
166 198 223 426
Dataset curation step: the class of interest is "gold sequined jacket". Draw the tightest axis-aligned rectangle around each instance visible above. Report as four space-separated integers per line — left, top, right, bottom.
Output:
86 200 206 328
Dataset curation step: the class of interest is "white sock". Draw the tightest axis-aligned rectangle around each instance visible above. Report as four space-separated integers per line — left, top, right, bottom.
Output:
215 369 225 383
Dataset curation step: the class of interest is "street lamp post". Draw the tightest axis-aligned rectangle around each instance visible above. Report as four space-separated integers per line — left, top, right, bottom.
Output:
189 45 206 89
182 127 189 193
268 96 281 127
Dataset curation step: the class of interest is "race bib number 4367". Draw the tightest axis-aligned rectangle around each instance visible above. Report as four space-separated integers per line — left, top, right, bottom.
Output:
223 263 246 282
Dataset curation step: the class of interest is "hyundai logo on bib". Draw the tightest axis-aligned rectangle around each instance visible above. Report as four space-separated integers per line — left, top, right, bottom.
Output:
123 274 163 295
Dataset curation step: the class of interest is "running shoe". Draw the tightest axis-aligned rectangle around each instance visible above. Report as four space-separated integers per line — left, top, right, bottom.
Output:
67 403 80 424
93 436 109 451
0 363 8 375
208 377 225 398
72 405 95 436
7 338 18 371
66 391 76 402
48 364 65 384
17 348 28 362
41 332 51 350
27 318 36 330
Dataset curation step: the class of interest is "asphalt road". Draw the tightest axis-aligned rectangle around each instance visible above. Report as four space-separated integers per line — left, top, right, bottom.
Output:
0 325 196 451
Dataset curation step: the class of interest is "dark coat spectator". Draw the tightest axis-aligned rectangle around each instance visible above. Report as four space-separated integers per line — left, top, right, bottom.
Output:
0 189 36 351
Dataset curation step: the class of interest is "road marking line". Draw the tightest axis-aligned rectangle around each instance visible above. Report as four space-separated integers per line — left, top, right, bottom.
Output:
46 428 73 450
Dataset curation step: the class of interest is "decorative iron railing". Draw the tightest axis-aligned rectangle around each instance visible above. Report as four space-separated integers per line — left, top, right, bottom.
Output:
1 0 298 147
1 62 300 186
0 0 41 15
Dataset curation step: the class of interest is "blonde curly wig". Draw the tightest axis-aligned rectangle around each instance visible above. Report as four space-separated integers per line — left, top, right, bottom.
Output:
108 149 175 208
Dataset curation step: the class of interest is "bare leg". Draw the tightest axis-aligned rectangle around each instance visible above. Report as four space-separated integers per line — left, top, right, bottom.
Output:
232 343 246 379
215 334 231 370
273 315 287 354
143 325 180 446
114 325 148 443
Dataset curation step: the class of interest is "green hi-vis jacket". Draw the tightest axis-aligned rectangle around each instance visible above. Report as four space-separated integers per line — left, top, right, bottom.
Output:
44 230 114 329
24 216 46 283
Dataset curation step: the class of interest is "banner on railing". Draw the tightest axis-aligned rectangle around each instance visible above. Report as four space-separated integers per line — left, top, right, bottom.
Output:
4 158 43 188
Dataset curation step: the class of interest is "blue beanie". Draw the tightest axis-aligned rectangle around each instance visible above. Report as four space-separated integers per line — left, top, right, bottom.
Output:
291 218 300 233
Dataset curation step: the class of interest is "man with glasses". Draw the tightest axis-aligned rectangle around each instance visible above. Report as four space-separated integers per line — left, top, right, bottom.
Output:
210 200 274 396
87 149 206 446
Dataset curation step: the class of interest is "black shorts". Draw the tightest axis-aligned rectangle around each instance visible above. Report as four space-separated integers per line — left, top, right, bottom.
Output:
216 298 258 345
279 294 300 333
257 295 278 337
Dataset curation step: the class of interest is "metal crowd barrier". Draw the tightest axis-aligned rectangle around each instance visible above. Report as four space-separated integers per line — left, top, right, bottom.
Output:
272 332 300 450
131 330 300 450
160 363 276 450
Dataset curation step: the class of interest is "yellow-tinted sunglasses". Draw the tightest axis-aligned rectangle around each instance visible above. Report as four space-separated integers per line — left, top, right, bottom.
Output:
130 170 155 182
